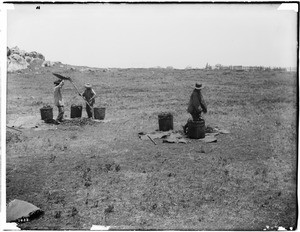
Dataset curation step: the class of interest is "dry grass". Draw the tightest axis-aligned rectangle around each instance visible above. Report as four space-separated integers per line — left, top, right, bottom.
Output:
6 66 297 230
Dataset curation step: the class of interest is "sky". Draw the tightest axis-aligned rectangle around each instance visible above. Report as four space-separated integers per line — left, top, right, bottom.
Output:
5 3 298 69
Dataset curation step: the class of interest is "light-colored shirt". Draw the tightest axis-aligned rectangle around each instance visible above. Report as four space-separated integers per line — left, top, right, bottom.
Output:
54 84 64 106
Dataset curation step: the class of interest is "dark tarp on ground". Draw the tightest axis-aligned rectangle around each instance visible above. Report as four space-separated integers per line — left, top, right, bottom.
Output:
138 127 230 144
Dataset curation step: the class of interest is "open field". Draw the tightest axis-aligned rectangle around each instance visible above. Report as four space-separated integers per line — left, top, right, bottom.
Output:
6 66 297 230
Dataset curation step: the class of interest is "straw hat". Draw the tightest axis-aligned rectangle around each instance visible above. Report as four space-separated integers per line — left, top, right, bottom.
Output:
195 83 203 90
84 83 92 88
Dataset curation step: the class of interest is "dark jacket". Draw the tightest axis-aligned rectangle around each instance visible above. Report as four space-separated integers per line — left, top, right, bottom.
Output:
82 89 96 105
187 89 207 114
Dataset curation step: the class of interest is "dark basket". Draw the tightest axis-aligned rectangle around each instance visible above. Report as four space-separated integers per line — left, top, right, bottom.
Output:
188 119 205 139
71 105 82 118
94 107 106 120
40 107 53 121
158 113 173 131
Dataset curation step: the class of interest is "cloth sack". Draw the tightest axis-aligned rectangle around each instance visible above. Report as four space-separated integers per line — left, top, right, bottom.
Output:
7 199 43 222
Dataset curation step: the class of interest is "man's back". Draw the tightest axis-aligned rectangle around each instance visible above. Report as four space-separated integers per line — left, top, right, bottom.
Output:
54 85 63 106
187 89 207 113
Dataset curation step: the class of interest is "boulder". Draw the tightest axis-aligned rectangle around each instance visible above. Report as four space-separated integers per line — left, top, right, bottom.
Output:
7 47 11 57
10 54 25 63
7 49 29 72
25 56 33 63
31 58 44 64
42 60 54 67
28 51 38 58
27 51 45 60
9 47 25 57
28 58 44 69
10 46 21 54
7 46 50 72
18 50 27 58
37 53 45 60
7 59 28 72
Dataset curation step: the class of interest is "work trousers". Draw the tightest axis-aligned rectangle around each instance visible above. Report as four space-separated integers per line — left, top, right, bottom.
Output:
86 103 94 118
56 106 64 122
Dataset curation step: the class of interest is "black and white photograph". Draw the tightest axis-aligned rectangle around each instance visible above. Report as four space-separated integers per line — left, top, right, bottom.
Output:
2 2 298 230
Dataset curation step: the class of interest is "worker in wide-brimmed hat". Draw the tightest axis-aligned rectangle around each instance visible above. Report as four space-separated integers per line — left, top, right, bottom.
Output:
80 83 96 118
53 79 65 124
183 83 207 134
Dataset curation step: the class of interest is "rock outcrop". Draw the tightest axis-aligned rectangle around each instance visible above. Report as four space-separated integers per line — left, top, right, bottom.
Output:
7 46 50 72
7 53 28 72
42 60 55 67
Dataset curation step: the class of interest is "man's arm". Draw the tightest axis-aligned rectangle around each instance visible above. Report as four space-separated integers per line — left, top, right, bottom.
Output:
58 80 64 88
199 92 207 113
90 89 97 100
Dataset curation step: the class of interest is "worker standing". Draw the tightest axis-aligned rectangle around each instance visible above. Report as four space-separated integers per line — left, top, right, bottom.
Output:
80 83 96 118
183 83 207 134
53 79 65 124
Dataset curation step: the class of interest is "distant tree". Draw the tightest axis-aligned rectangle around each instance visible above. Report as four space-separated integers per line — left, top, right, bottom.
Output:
185 66 192 69
215 64 222 70
166 66 174 69
205 63 212 70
